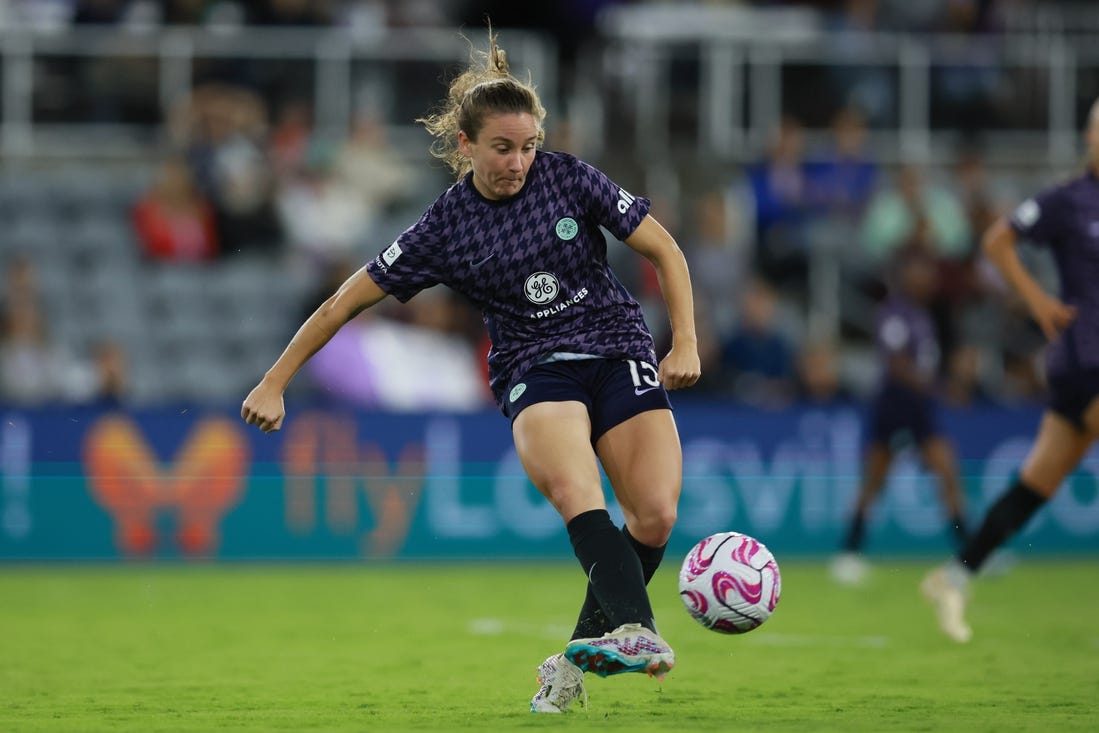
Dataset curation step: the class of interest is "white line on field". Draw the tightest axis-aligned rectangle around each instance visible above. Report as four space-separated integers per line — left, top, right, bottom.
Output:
467 618 573 639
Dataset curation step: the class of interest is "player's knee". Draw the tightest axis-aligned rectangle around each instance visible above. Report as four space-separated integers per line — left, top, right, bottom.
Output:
630 506 677 547
540 477 604 519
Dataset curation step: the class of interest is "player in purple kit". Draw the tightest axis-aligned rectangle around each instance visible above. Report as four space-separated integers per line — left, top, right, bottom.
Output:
922 99 1099 643
831 247 969 585
240 28 701 710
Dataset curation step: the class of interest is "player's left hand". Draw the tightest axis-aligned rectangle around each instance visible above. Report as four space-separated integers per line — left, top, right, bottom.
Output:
1028 291 1077 341
658 345 701 390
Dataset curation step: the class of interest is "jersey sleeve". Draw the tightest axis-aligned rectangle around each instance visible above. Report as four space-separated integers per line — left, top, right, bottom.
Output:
365 202 448 303
571 157 652 241
1008 183 1067 246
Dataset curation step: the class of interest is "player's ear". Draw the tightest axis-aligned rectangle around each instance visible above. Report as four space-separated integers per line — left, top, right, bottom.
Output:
458 130 473 159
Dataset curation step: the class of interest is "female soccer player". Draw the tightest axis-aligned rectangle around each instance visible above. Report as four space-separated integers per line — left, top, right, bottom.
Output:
922 98 1099 643
831 247 969 586
240 29 701 710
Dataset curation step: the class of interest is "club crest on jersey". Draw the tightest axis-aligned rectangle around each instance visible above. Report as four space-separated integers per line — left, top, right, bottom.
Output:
1014 199 1039 228
555 217 578 241
524 272 560 305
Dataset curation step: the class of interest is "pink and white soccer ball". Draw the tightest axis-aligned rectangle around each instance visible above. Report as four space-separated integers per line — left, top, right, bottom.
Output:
678 532 781 634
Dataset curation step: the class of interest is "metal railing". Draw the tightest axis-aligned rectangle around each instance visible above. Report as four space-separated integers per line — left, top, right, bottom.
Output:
591 4 1098 166
0 25 557 159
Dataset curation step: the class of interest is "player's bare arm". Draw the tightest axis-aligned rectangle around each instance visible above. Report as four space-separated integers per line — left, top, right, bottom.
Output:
624 214 701 390
982 217 1077 341
241 268 389 433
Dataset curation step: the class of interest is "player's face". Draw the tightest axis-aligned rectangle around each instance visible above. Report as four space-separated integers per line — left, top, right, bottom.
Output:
459 113 538 200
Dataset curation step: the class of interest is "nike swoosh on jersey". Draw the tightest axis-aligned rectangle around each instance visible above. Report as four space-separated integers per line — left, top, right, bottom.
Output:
634 386 660 396
469 253 496 267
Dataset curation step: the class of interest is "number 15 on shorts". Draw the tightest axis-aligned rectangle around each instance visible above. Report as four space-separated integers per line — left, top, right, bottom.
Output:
627 359 661 395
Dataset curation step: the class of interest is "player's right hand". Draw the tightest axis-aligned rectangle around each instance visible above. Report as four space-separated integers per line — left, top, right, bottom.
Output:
241 382 286 433
1029 292 1078 341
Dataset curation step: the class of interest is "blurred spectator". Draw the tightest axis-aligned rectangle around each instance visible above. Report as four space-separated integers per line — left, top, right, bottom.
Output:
85 340 130 407
683 188 752 338
935 148 997 358
170 83 282 254
276 138 371 275
930 0 1005 133
334 113 415 222
306 285 490 412
132 157 220 262
860 163 970 265
746 116 812 288
824 0 897 125
274 110 415 279
269 97 314 179
718 277 798 407
806 105 879 220
0 260 76 405
0 300 72 405
795 340 852 406
3 255 39 308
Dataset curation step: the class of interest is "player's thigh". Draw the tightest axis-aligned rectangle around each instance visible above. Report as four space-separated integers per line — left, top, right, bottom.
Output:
919 436 959 476
1082 394 1099 439
595 408 682 544
1020 411 1095 496
512 400 605 522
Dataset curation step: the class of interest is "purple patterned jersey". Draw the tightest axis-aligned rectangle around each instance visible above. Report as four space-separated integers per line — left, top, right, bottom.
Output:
876 296 939 384
366 151 657 406
1009 172 1099 376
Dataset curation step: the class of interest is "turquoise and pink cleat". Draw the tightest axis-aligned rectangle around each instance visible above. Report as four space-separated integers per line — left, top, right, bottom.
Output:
564 623 675 679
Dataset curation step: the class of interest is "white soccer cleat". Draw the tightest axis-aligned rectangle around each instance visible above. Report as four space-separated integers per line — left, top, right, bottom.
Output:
921 565 973 643
530 653 587 713
564 623 675 679
829 552 870 587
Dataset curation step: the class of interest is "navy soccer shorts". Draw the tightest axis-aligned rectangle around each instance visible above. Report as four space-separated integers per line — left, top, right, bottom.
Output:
866 381 941 449
503 357 673 442
1047 368 1099 432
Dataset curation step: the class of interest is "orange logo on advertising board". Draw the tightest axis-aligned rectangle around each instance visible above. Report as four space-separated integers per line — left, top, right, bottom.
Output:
83 416 249 556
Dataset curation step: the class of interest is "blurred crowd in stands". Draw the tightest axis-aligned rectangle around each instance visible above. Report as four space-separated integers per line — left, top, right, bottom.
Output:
0 0 1077 411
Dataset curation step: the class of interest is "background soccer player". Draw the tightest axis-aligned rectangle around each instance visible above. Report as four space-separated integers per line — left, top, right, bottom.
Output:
831 246 969 585
240 27 701 711
922 97 1099 643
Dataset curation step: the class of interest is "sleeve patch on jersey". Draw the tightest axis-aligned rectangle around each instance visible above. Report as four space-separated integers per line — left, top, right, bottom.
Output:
382 242 403 266
880 316 910 350
1013 198 1040 228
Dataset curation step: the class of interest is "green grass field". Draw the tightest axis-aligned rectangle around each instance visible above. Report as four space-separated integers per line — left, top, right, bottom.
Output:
2 560 1097 732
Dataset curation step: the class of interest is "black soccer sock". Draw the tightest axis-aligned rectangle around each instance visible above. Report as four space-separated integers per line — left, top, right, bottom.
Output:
842 510 867 553
571 524 667 640
958 480 1047 573
949 514 969 549
623 525 667 583
567 509 655 638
